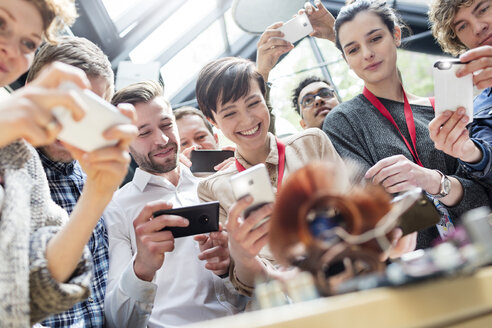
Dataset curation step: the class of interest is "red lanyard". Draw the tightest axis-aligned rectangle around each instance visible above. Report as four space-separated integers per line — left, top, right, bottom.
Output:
235 137 286 190
362 86 424 167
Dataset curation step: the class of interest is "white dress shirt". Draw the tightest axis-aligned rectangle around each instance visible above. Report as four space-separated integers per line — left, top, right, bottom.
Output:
104 166 247 328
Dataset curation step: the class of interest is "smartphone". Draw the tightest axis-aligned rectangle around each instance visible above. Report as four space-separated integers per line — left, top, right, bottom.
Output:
277 12 313 44
392 189 440 236
153 201 220 238
190 149 234 173
52 82 131 152
433 59 473 123
229 163 275 228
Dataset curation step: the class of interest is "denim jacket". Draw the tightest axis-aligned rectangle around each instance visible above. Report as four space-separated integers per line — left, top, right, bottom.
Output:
463 88 492 183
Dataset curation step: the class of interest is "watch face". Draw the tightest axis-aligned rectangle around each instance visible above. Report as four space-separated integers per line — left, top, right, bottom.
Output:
443 177 451 194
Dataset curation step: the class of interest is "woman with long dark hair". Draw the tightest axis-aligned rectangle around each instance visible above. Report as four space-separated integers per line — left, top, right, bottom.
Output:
316 0 490 247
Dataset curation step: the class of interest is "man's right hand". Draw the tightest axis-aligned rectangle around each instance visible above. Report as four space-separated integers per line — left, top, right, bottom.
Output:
457 46 492 89
299 0 335 42
133 201 189 281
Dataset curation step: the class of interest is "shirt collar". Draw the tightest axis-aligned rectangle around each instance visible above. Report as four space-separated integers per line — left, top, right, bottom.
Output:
487 88 492 97
235 132 278 169
38 150 76 175
132 164 197 192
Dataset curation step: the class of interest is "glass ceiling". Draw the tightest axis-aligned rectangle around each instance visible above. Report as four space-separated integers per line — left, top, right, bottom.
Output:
97 0 433 103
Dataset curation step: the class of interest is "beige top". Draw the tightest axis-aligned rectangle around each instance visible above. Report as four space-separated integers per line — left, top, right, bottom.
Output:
198 128 346 296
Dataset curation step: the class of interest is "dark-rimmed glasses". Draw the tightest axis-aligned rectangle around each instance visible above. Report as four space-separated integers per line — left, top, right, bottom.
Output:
300 88 335 108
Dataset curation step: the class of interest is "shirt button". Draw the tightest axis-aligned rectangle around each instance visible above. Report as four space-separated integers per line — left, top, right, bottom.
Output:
88 297 94 303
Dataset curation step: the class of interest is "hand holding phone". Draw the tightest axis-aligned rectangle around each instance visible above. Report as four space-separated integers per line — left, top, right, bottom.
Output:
230 163 275 228
53 82 131 152
277 12 314 44
133 201 189 281
433 59 473 123
153 201 220 238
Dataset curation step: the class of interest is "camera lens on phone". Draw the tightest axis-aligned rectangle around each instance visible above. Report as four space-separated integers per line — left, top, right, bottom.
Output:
199 215 209 224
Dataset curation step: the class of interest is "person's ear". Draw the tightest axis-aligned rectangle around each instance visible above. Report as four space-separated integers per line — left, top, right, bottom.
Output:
300 119 307 130
393 25 402 47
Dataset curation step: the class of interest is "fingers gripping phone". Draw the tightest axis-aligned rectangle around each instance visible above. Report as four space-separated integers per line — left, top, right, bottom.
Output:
153 201 220 238
277 12 314 44
433 59 474 123
52 82 131 152
230 164 275 228
190 149 234 173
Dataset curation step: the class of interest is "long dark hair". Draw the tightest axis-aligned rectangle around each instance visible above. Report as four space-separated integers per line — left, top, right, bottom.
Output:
334 0 404 53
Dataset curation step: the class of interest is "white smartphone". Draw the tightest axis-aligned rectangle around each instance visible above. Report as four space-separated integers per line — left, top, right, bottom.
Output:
53 82 131 152
277 12 313 44
433 59 473 123
230 163 275 228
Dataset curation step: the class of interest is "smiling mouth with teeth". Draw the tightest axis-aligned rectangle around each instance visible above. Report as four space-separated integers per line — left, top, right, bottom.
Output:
238 123 260 136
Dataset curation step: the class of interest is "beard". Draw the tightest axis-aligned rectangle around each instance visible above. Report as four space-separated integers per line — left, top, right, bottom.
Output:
130 142 179 174
38 142 74 163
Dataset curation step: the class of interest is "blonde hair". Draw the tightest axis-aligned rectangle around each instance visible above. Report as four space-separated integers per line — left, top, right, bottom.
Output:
428 0 475 56
26 0 78 43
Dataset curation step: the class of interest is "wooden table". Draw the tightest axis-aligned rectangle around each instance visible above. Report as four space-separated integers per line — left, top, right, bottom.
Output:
184 266 492 328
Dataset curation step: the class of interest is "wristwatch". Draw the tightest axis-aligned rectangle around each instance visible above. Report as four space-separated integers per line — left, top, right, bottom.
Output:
431 170 451 198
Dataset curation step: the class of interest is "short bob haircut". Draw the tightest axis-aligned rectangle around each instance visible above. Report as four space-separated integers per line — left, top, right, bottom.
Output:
428 0 474 56
195 57 266 122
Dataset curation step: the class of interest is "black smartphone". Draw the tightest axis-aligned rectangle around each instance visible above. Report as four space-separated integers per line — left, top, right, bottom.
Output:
153 201 220 238
190 150 234 173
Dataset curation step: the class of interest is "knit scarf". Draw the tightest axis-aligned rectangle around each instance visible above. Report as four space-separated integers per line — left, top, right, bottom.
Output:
0 140 34 327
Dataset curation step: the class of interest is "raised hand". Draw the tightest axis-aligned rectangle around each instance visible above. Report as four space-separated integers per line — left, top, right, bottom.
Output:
299 0 335 41
256 22 294 82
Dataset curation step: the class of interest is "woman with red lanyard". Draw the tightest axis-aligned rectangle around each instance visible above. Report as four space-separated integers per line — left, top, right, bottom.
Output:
195 56 416 297
315 0 491 248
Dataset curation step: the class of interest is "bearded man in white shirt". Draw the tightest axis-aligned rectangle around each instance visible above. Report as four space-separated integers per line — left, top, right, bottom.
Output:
103 81 246 328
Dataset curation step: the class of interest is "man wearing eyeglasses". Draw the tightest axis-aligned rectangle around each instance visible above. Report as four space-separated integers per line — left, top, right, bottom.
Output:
292 76 340 129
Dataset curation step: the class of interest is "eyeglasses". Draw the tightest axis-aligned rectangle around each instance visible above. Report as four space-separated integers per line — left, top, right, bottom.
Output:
300 88 336 108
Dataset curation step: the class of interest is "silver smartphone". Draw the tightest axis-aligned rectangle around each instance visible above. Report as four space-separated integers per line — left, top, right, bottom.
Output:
229 163 275 228
433 59 473 123
277 12 313 44
53 82 131 152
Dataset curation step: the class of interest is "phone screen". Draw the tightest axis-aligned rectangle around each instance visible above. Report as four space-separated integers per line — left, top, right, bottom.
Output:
190 150 234 173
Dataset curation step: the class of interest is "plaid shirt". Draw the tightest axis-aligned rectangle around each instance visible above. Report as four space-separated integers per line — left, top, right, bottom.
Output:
38 151 108 327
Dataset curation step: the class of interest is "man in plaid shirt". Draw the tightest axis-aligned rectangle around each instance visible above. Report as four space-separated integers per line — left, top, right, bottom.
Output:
27 36 115 327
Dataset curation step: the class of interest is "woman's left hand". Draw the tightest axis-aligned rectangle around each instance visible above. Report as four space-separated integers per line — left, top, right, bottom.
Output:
365 155 441 194
65 103 138 195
